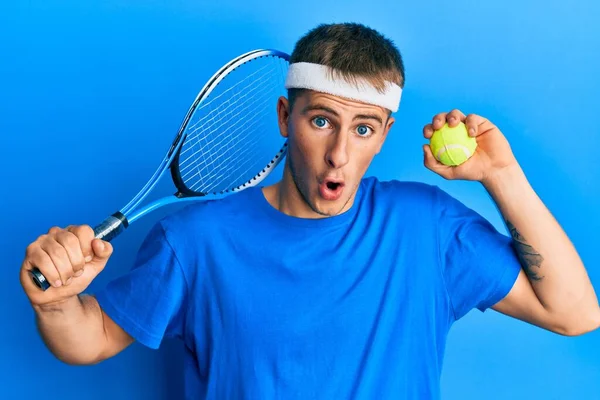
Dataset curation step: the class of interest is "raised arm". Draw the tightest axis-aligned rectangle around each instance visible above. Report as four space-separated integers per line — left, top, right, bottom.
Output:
423 109 600 336
483 164 600 335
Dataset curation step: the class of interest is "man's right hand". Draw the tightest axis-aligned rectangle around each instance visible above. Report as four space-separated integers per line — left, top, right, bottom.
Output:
20 225 113 309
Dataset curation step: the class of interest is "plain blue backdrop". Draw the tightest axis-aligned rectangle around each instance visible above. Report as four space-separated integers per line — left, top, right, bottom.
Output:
2 0 599 399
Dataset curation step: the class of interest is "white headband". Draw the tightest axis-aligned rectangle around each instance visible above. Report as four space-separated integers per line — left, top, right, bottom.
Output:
284 62 402 112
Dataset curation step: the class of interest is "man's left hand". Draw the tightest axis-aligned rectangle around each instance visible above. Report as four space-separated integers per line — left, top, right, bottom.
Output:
422 109 519 183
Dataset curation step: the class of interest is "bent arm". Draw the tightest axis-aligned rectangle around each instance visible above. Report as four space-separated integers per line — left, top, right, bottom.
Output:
484 164 600 335
35 294 133 365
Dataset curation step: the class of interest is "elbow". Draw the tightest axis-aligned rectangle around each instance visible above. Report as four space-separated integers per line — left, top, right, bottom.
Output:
50 347 107 366
554 308 600 337
55 354 103 366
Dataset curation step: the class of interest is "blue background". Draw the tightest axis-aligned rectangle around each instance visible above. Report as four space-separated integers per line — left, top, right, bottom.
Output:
2 0 599 399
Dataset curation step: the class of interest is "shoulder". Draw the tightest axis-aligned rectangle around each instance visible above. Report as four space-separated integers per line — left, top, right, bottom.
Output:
359 176 478 223
360 175 442 205
361 176 474 209
156 187 259 237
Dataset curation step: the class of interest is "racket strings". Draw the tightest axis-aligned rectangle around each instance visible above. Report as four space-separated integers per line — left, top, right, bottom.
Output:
193 104 274 192
186 81 280 193
180 79 280 181
177 67 278 181
183 64 278 139
179 79 277 183
178 57 288 194
179 68 278 168
119 66 272 215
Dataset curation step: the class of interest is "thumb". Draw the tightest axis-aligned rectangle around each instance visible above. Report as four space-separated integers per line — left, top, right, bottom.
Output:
91 239 113 262
423 144 453 179
68 240 113 292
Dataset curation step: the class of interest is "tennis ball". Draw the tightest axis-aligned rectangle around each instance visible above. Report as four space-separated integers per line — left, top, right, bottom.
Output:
429 122 477 166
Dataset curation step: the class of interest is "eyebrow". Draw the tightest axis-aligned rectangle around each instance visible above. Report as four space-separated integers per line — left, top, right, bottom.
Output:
301 103 384 126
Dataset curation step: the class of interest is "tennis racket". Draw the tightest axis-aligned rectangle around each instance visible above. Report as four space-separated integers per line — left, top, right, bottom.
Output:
30 48 290 291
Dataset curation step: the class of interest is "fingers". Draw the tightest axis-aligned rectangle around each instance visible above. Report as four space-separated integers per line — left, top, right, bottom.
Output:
424 109 469 139
39 238 76 286
24 225 97 289
445 109 466 128
430 109 467 131
423 123 434 139
48 226 61 235
424 110 492 139
55 230 86 278
431 113 448 131
465 113 495 137
67 225 95 263
24 241 62 289
21 224 113 307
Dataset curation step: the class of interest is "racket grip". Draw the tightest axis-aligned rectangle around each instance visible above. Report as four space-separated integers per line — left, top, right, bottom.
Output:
93 213 129 242
29 212 129 291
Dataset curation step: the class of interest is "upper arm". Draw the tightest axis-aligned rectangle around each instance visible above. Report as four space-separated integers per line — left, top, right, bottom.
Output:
434 186 522 320
93 221 189 350
492 268 564 334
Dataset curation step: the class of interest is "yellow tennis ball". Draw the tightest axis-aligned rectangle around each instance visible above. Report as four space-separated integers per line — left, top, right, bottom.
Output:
429 122 477 166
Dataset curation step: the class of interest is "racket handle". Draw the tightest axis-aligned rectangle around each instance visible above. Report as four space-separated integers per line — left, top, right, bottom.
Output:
93 212 129 242
29 212 129 291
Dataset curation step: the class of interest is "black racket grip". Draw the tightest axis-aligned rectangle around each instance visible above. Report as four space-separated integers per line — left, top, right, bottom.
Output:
29 212 129 291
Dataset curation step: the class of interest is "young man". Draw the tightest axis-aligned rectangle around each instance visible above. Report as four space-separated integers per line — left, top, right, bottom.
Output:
21 23 600 399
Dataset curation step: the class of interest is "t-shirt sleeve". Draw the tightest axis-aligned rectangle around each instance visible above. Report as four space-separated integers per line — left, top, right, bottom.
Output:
94 221 189 349
434 186 521 321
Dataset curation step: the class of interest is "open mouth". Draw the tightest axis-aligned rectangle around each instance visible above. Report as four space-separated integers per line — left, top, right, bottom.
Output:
319 179 345 201
326 181 341 190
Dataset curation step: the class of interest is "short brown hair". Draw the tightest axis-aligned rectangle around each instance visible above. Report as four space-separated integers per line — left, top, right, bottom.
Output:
288 22 405 109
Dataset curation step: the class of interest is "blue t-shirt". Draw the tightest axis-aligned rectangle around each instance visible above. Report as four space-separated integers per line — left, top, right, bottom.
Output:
95 176 521 399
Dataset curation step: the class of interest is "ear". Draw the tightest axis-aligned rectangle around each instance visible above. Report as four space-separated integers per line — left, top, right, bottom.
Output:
375 115 395 154
277 96 291 138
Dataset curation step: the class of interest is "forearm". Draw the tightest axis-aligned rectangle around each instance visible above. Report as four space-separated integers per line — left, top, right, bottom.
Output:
483 164 599 319
34 294 109 365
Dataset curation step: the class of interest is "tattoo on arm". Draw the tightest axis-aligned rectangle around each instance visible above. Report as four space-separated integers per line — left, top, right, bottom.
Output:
506 220 545 281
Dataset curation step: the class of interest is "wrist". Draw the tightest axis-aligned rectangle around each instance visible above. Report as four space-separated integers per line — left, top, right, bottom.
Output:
33 295 82 315
481 163 526 194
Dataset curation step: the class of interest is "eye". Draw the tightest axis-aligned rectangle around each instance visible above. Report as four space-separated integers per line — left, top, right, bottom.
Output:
356 125 373 137
312 116 330 129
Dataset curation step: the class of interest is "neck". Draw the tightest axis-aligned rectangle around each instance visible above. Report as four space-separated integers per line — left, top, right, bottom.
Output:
263 166 324 219
262 164 360 220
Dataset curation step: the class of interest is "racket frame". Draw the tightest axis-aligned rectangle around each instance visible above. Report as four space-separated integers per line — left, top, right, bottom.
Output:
30 48 290 291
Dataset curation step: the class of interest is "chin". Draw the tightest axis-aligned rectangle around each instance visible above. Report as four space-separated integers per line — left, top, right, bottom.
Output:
315 206 339 217
313 196 351 217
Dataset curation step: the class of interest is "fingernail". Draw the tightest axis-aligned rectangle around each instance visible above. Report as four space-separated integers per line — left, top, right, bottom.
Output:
469 128 476 136
66 277 73 285
54 280 62 287
75 269 84 277
85 255 93 263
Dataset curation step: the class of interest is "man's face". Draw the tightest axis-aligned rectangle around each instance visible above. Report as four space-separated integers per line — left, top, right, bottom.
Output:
276 90 394 218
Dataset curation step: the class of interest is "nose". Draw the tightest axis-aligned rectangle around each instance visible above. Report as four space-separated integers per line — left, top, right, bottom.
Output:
325 132 350 169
